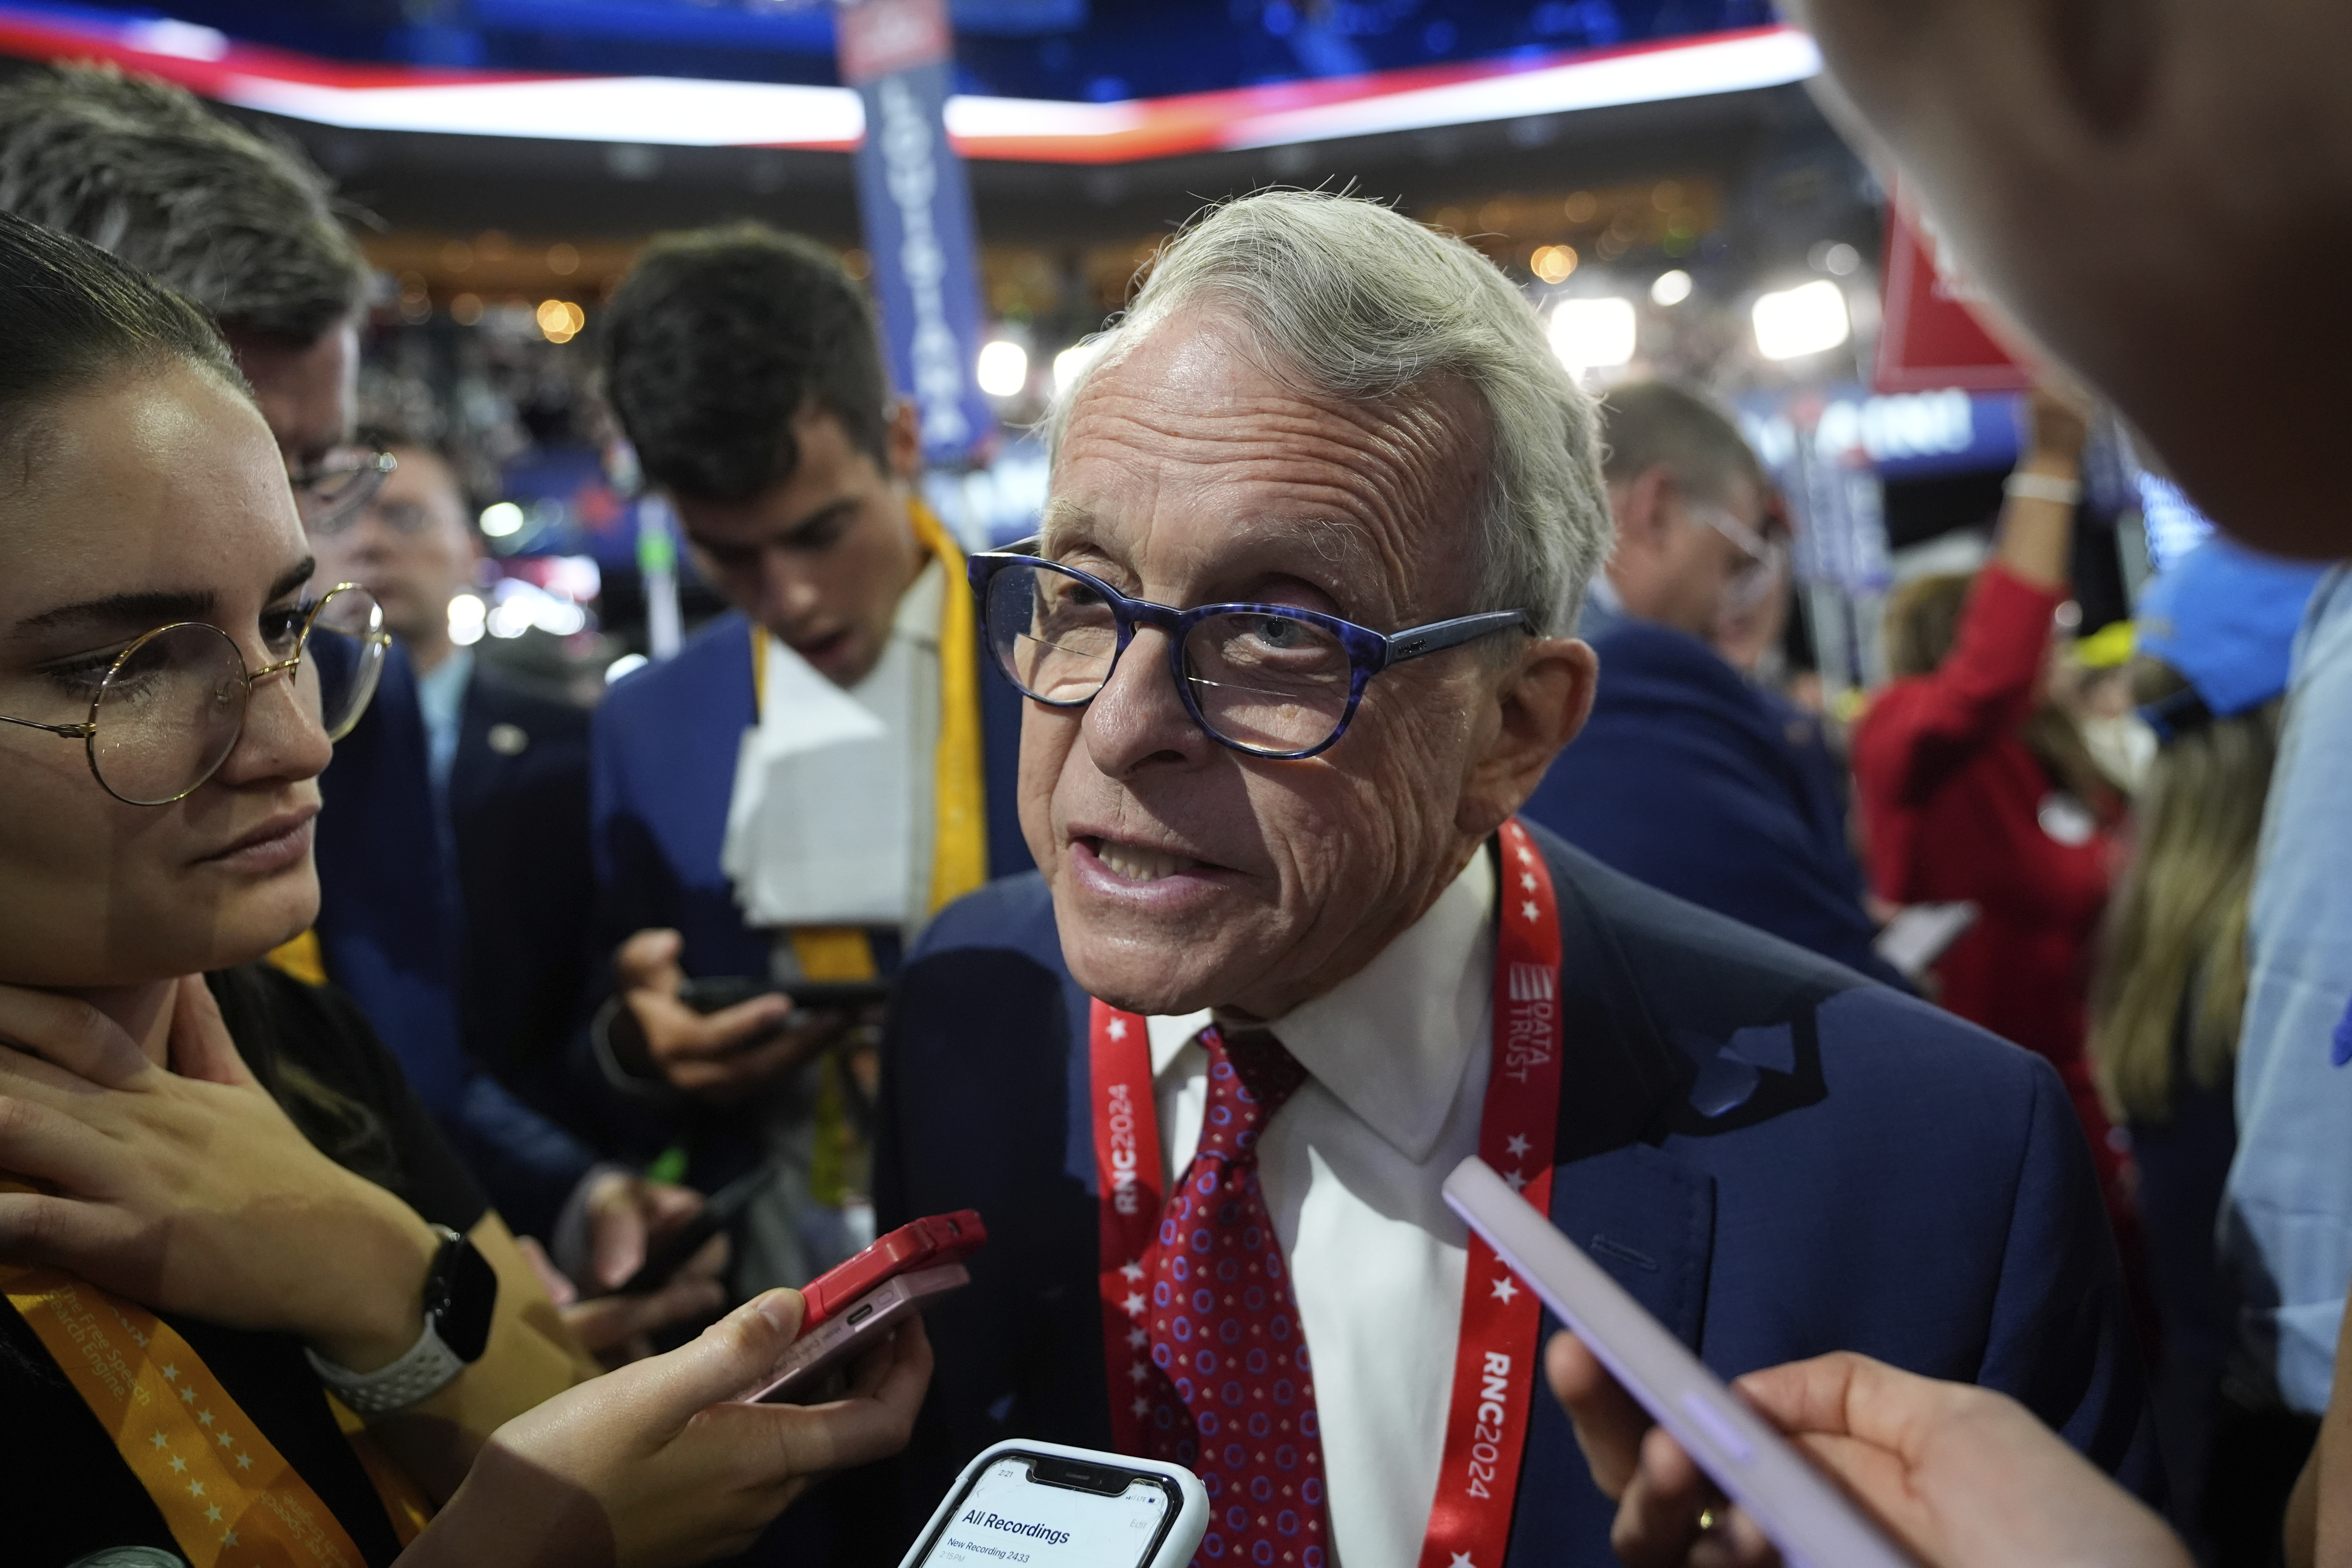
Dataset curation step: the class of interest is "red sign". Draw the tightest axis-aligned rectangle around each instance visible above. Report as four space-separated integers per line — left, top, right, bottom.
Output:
835 0 951 87
1874 195 2030 394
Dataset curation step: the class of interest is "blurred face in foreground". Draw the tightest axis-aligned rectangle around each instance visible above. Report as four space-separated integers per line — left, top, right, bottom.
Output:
1022 305 1595 1022
1791 0 2352 557
0 363 333 987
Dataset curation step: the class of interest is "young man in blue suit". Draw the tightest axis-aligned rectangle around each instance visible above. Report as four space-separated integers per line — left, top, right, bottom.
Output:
587 225 1029 1294
1516 381 1903 988
867 191 2151 1568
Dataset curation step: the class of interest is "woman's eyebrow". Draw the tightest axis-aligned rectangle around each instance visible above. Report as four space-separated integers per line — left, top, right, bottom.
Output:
18 588 215 636
16 557 314 638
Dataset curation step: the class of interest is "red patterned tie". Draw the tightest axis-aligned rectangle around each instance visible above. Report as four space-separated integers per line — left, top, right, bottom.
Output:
1140 1025 1330 1568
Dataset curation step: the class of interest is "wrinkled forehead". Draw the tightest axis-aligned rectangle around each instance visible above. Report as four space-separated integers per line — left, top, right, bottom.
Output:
1044 309 1487 615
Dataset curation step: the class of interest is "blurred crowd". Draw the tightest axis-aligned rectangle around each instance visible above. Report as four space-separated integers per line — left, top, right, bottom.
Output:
4 7 2352 1564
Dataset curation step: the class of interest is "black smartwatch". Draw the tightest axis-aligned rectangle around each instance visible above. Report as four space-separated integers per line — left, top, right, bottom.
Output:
305 1224 500 1414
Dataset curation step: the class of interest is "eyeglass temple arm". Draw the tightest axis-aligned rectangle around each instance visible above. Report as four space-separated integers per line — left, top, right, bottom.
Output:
1381 610 1532 666
0 713 94 738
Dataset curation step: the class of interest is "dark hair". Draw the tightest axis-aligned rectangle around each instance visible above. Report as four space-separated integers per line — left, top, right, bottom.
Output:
599 221 890 503
207 967 401 1191
0 207 250 472
0 64 368 346
1598 380 1764 507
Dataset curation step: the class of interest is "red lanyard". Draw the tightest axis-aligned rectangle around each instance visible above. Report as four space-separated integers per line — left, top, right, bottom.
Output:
1090 817 1564 1568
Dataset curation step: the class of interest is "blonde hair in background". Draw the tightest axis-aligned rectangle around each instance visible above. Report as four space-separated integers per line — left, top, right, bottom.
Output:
2091 658 2281 1124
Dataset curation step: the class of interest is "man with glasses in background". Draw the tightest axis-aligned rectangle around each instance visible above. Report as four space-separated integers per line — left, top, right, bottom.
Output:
1516 381 1901 984
0 65 711 1323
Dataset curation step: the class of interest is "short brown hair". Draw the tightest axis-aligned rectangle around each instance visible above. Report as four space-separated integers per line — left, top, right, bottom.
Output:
0 64 368 345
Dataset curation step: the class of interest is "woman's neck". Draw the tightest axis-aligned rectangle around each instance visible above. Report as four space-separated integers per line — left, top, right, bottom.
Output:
59 982 177 1067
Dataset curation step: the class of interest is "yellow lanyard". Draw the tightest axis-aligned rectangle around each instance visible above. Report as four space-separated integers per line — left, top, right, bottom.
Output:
752 495 991 986
0 1267 418 1566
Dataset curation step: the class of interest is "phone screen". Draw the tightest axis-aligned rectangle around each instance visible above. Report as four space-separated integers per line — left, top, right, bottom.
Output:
915 1454 1176 1568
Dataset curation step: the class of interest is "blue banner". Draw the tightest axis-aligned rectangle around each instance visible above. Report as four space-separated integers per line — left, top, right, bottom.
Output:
852 56 996 466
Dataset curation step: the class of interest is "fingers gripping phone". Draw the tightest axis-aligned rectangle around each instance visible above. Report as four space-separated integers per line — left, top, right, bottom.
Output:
900 1441 1208 1568
744 1210 987 1405
1442 1157 1922 1568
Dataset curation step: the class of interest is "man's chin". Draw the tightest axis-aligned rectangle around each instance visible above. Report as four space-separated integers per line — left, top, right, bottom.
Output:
1059 928 1236 1018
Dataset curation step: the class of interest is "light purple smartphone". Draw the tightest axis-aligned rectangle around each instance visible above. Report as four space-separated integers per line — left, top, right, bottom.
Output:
746 1262 970 1405
1442 1158 1921 1568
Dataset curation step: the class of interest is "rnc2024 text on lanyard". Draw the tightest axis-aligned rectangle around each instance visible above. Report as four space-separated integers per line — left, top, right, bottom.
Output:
1090 817 1564 1568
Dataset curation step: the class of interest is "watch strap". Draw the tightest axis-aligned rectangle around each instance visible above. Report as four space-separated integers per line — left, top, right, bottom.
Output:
303 1223 485 1416
305 1315 469 1416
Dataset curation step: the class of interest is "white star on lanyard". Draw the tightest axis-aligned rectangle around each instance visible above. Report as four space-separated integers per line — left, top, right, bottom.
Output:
1121 1259 1145 1283
1520 872 1537 892
150 1432 168 1451
1503 1169 1529 1192
1124 1292 1147 1317
223 1532 239 1548
1516 844 1535 865
1107 1018 1128 1041
1451 1555 1477 1568
1133 1396 1151 1419
206 1504 223 1524
1130 1362 1151 1383
1504 1133 1531 1159
1521 900 1539 923
1492 1275 1521 1305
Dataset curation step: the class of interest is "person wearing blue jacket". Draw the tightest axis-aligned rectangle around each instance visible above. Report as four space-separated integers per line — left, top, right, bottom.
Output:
1518 381 1903 988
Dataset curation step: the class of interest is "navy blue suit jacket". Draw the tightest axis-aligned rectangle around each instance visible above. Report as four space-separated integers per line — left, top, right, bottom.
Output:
581 611 1031 1161
314 642 598 1238
867 825 2155 1565
1521 618 1905 988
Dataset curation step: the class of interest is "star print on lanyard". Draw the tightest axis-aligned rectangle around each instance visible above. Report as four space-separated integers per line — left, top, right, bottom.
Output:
1140 1025 1328 1568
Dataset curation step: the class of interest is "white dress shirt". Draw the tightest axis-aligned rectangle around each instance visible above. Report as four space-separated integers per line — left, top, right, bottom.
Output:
1144 849 1497 1568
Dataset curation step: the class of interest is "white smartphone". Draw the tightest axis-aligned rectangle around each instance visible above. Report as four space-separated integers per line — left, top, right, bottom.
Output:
1442 1156 1921 1568
898 1440 1208 1568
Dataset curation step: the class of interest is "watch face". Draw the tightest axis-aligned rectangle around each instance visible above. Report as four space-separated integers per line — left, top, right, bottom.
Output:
435 1232 500 1363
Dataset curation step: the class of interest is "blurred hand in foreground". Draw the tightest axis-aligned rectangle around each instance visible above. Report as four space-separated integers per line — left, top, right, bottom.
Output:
1544 1331 2189 1568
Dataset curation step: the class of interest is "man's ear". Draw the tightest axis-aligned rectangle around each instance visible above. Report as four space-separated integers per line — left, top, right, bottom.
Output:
1457 635 1599 840
884 400 923 484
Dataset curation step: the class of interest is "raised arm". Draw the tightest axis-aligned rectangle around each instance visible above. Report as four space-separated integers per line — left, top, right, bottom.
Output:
1857 385 2089 806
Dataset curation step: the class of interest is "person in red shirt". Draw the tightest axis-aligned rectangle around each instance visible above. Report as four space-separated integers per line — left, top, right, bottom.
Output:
1851 387 2128 1196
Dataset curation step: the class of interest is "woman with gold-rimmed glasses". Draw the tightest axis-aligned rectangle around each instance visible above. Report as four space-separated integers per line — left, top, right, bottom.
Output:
0 579 387 805
0 211 922 1566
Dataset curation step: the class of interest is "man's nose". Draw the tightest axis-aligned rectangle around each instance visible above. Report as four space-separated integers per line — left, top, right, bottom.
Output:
757 550 824 628
1080 624 1215 777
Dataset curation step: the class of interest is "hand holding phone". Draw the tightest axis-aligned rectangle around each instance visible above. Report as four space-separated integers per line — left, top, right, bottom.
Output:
1443 1157 1920 1568
742 1210 987 1405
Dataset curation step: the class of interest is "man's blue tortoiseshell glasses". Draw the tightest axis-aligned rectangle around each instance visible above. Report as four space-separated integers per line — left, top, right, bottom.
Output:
969 541 1530 760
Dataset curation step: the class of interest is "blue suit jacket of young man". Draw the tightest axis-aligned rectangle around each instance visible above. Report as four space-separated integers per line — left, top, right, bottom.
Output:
1520 617 1907 989
581 610 1032 1162
865 822 2157 1565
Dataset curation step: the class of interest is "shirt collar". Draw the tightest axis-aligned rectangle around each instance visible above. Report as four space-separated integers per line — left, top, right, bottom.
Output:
1145 848 1497 1164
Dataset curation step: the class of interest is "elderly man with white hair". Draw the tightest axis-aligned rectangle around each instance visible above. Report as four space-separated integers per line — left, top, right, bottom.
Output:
866 191 2152 1568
